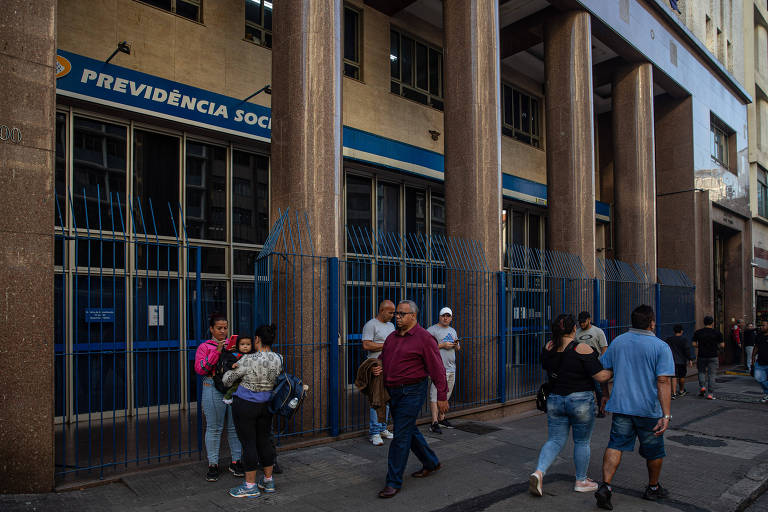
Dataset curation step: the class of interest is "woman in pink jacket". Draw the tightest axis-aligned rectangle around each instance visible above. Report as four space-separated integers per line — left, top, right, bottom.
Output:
195 312 243 482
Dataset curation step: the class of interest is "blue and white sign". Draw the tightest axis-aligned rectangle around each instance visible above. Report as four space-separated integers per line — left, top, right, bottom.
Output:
56 50 272 142
85 308 115 323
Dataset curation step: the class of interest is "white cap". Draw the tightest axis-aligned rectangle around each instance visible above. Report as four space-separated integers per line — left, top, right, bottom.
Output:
439 307 453 316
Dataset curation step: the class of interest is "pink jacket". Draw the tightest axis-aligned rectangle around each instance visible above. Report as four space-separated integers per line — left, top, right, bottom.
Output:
194 336 237 377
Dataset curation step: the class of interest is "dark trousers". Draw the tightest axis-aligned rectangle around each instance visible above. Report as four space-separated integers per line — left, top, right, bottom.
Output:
386 379 440 489
231 396 276 471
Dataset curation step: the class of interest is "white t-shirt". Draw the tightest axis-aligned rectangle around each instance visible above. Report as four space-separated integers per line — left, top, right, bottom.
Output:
362 317 395 359
575 324 608 353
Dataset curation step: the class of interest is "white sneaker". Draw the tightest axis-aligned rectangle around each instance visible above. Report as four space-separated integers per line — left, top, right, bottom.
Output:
222 398 233 405
761 395 768 403
370 434 384 446
380 429 393 439
574 478 599 492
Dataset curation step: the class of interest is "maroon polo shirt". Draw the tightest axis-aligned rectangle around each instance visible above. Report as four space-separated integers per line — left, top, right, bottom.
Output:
380 323 449 401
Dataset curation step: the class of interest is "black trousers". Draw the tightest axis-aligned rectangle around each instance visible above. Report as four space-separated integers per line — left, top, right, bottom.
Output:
231 397 276 471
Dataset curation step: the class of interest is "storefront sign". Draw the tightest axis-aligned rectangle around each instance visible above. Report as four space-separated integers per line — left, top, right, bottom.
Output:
85 308 115 323
55 50 271 142
0 124 22 144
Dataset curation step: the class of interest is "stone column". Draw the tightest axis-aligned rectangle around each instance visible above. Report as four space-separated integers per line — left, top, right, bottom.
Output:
612 63 657 282
544 11 596 276
0 1 56 492
443 0 502 272
270 0 342 258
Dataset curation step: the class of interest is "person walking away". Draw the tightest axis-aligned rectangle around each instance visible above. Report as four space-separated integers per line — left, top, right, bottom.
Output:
594 305 675 510
427 307 460 434
361 300 396 446
664 325 695 398
225 324 283 498
194 313 244 481
751 320 768 403
692 316 724 400
529 314 612 497
731 319 744 365
744 322 756 373
373 300 448 499
576 311 608 417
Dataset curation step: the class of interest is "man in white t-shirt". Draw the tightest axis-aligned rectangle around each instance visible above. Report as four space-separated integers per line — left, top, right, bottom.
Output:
577 310 609 417
361 300 395 446
427 307 460 434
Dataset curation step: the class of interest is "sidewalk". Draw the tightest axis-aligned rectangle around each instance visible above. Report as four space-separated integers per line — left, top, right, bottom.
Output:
3 373 767 512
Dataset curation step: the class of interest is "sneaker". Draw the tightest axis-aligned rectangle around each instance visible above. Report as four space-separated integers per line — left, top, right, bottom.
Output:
760 395 768 404
596 411 606 418
229 482 261 498
574 478 599 492
206 464 219 482
529 472 543 497
699 387 706 397
642 483 670 501
370 434 384 446
380 429 394 439
595 483 613 510
438 418 455 429
428 422 442 434
229 461 245 477
257 476 276 493
671 392 678 400
679 390 688 397
222 398 233 405
706 394 716 400
273 461 284 474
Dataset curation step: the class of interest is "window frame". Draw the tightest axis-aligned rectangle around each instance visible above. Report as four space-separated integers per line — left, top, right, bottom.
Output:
244 0 273 49
136 0 203 23
501 82 542 149
389 27 444 111
758 167 768 218
710 114 731 169
343 4 363 81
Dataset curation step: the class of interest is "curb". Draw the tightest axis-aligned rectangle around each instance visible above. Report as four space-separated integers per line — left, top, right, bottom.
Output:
713 463 768 511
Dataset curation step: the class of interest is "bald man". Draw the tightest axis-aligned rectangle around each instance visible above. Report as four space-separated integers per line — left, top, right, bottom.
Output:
362 300 396 445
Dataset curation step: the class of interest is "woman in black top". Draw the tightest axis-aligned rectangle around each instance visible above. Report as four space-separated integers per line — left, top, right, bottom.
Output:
529 314 612 497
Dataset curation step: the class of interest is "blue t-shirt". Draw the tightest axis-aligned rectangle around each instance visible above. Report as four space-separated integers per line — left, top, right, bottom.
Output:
600 328 675 418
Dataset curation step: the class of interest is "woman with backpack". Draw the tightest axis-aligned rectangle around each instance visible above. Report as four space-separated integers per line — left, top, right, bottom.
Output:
529 314 613 497
194 313 244 482
223 323 283 498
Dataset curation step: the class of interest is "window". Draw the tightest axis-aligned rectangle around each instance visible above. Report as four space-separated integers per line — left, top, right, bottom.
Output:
134 130 180 237
139 0 201 22
245 0 273 48
502 84 541 148
344 5 362 80
186 141 226 241
710 114 731 169
232 150 269 244
390 29 443 110
502 207 546 269
759 167 768 218
55 113 67 225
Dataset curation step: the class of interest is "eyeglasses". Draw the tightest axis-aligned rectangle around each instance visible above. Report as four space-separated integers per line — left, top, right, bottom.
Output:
393 311 413 317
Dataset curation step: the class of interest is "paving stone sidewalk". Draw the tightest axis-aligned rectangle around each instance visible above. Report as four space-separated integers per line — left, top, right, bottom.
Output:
3 373 767 512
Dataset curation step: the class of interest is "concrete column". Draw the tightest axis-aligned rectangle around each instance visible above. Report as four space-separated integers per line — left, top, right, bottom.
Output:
0 1 56 492
270 0 342 258
612 63 657 282
544 11 596 276
443 0 502 271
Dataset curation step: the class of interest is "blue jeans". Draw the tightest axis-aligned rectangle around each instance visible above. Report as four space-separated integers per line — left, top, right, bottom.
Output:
201 376 242 465
754 363 768 394
386 380 439 489
535 391 596 481
370 405 390 437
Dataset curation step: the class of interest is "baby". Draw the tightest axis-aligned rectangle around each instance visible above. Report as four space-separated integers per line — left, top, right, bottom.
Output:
213 336 253 404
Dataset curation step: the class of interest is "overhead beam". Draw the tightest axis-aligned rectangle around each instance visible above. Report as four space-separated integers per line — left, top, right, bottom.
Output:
499 6 557 59
363 0 418 16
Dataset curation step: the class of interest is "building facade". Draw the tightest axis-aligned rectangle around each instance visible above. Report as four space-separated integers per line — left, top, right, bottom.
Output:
0 0 752 491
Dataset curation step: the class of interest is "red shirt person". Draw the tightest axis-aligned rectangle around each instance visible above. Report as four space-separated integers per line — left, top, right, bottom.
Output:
374 300 448 499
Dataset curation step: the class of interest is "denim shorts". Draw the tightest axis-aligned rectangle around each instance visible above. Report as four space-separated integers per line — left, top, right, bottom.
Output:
607 413 666 460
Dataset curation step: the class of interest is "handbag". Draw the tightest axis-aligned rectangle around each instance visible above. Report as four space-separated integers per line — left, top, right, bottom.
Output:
536 340 576 412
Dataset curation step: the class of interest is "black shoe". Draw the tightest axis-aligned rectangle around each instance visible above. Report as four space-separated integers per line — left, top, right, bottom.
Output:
228 460 245 477
273 461 283 474
595 483 613 510
438 418 455 428
642 483 669 501
596 411 606 418
206 464 219 482
428 422 442 434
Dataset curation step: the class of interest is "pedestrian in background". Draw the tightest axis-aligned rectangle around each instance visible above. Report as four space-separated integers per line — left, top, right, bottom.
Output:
576 311 608 417
361 300 395 446
427 306 460 434
529 314 612 498
751 320 768 403
743 322 756 373
664 325 695 398
692 316 724 400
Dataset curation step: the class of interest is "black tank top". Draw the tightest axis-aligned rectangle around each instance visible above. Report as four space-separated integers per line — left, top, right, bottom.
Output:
541 342 604 396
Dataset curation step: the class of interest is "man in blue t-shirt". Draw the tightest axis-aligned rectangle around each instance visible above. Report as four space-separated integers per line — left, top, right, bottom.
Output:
594 305 675 510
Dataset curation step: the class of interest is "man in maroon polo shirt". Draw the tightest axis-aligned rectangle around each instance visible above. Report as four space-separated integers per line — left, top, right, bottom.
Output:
373 299 449 499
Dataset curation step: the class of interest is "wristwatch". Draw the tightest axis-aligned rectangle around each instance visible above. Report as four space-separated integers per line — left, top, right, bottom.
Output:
663 414 672 421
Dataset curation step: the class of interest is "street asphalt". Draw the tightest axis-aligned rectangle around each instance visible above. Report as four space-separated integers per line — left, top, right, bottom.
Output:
2 370 767 511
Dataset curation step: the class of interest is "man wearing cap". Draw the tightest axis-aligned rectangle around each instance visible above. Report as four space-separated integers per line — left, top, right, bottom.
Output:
427 307 460 434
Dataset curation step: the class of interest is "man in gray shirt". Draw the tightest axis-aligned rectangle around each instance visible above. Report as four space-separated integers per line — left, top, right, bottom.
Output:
427 307 460 434
362 300 395 445
577 311 609 417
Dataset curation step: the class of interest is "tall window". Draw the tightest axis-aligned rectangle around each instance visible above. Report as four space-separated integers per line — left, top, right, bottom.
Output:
139 0 201 22
134 130 180 237
186 141 226 241
502 207 546 269
232 150 269 245
759 167 768 218
710 114 731 169
344 5 362 79
502 84 541 148
245 0 273 48
390 29 444 110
